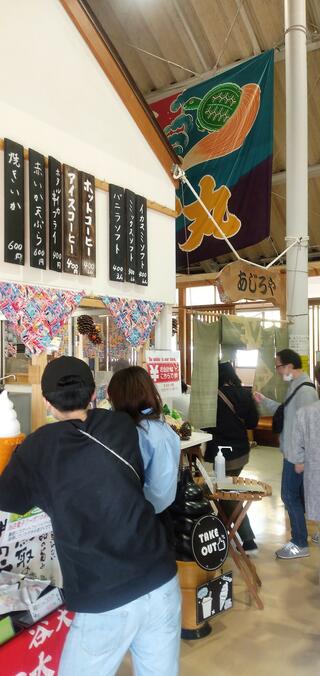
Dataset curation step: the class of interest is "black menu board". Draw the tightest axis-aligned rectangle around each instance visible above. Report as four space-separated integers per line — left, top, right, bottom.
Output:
125 189 136 284
135 195 148 286
29 149 46 269
48 156 63 272
109 184 125 282
4 138 25 265
63 165 80 275
80 172 96 277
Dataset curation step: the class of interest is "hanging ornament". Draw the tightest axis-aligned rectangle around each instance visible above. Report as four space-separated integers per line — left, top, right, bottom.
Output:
77 314 94 335
88 324 102 345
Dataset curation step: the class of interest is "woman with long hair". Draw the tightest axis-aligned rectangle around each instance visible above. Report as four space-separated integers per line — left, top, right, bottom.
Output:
204 361 259 551
108 365 180 514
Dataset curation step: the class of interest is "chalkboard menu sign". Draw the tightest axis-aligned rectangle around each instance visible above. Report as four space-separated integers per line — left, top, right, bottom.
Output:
80 172 96 277
63 165 80 275
109 184 125 282
29 149 46 269
48 156 62 272
136 195 148 286
125 189 136 283
4 138 25 265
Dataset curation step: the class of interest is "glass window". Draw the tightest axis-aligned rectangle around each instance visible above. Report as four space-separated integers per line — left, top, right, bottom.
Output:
236 349 258 368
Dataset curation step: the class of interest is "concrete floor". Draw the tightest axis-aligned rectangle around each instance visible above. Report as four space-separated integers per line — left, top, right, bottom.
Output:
119 446 320 676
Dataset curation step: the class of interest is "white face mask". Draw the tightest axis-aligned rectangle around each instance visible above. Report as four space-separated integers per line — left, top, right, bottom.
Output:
283 373 293 382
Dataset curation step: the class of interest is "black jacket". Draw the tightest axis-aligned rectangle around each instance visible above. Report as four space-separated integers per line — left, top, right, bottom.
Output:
0 409 176 613
204 385 259 462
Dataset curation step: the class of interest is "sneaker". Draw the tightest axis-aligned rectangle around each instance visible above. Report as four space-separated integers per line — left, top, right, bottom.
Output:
275 541 310 559
311 531 320 544
242 539 258 551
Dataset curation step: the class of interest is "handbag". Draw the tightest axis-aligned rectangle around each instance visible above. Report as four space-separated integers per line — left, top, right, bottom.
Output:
272 382 315 434
218 389 245 426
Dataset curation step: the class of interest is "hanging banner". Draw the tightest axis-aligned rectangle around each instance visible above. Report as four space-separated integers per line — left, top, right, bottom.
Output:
29 148 46 270
216 260 281 306
4 138 25 266
150 51 274 271
135 195 148 286
109 184 126 282
125 189 136 283
48 156 63 272
63 164 80 275
80 172 96 277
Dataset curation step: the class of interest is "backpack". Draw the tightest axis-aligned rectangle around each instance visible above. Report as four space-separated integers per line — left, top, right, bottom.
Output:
272 382 315 434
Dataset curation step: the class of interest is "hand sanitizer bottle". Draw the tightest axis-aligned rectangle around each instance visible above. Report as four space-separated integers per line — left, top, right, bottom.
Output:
215 447 226 481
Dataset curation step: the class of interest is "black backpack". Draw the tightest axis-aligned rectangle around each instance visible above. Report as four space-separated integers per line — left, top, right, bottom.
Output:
272 382 315 434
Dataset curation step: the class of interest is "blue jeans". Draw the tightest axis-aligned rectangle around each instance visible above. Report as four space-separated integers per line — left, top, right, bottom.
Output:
58 575 181 676
281 458 308 548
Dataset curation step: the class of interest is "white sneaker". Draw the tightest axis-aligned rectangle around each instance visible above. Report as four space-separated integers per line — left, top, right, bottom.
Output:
311 531 320 544
275 541 310 559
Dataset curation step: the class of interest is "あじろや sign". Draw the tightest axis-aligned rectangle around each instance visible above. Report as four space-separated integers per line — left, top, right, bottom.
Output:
192 514 228 570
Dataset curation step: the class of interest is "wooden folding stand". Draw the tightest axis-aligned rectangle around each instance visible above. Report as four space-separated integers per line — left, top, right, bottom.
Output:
209 477 272 610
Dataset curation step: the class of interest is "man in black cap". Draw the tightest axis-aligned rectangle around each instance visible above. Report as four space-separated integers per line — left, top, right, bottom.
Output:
0 356 181 676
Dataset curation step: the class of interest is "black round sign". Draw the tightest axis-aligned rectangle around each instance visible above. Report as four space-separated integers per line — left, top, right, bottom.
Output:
191 514 229 571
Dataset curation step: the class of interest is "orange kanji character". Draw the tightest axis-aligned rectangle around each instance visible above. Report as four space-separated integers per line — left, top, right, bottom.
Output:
178 175 241 252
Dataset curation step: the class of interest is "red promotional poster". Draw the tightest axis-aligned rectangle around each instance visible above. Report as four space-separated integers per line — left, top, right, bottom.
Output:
0 608 74 675
146 351 181 397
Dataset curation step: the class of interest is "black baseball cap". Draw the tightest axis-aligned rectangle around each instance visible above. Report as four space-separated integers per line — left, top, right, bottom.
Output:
41 356 95 396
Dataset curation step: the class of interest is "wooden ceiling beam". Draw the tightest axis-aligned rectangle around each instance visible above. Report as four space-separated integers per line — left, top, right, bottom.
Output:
176 260 320 288
146 38 320 104
59 0 180 185
273 163 320 184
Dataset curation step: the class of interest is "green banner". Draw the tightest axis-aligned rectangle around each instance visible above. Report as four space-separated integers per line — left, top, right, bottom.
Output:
189 319 220 428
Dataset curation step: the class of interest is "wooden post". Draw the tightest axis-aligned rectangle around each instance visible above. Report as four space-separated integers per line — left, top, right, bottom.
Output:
178 288 186 380
279 270 287 321
186 312 192 384
29 353 48 432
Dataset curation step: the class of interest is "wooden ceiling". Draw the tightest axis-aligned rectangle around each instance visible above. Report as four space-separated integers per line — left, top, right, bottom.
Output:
85 0 320 273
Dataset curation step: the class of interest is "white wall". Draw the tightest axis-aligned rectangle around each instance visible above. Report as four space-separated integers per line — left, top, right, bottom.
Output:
0 0 176 303
308 277 320 299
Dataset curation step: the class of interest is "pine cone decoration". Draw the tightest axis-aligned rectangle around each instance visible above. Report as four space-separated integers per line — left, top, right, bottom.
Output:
77 315 94 335
88 324 102 345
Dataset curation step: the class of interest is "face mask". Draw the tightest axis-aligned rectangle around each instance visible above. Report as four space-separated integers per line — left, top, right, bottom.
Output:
283 373 293 382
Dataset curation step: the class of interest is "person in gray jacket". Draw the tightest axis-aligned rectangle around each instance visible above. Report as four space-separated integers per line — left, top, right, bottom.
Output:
291 365 320 545
254 349 318 560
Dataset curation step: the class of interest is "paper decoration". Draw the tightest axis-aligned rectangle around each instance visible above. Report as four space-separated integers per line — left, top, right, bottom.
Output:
0 283 85 354
102 296 164 347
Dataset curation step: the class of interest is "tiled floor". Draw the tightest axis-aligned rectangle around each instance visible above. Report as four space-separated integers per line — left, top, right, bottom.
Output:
119 446 320 676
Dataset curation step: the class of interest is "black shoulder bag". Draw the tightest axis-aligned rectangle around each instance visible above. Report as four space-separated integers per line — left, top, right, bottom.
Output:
272 382 315 434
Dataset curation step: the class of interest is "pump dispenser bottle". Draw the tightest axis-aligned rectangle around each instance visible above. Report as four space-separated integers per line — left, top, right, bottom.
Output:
215 447 226 481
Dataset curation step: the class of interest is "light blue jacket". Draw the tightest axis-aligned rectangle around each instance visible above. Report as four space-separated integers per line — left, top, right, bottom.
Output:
137 419 180 513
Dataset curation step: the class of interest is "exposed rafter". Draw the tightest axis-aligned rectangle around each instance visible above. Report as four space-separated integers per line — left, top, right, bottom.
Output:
146 39 320 103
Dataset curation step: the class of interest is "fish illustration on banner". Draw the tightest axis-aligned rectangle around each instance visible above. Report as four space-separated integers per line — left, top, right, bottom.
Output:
150 51 274 270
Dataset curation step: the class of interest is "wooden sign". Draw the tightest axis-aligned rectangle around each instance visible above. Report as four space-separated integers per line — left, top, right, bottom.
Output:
109 184 125 282
29 148 46 269
135 194 148 286
63 165 80 275
48 156 62 272
216 260 281 306
125 189 136 283
4 138 24 265
80 172 96 277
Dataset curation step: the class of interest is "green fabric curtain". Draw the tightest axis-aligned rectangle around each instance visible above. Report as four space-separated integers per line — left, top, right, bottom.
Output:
221 315 263 349
189 319 220 429
252 325 288 400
